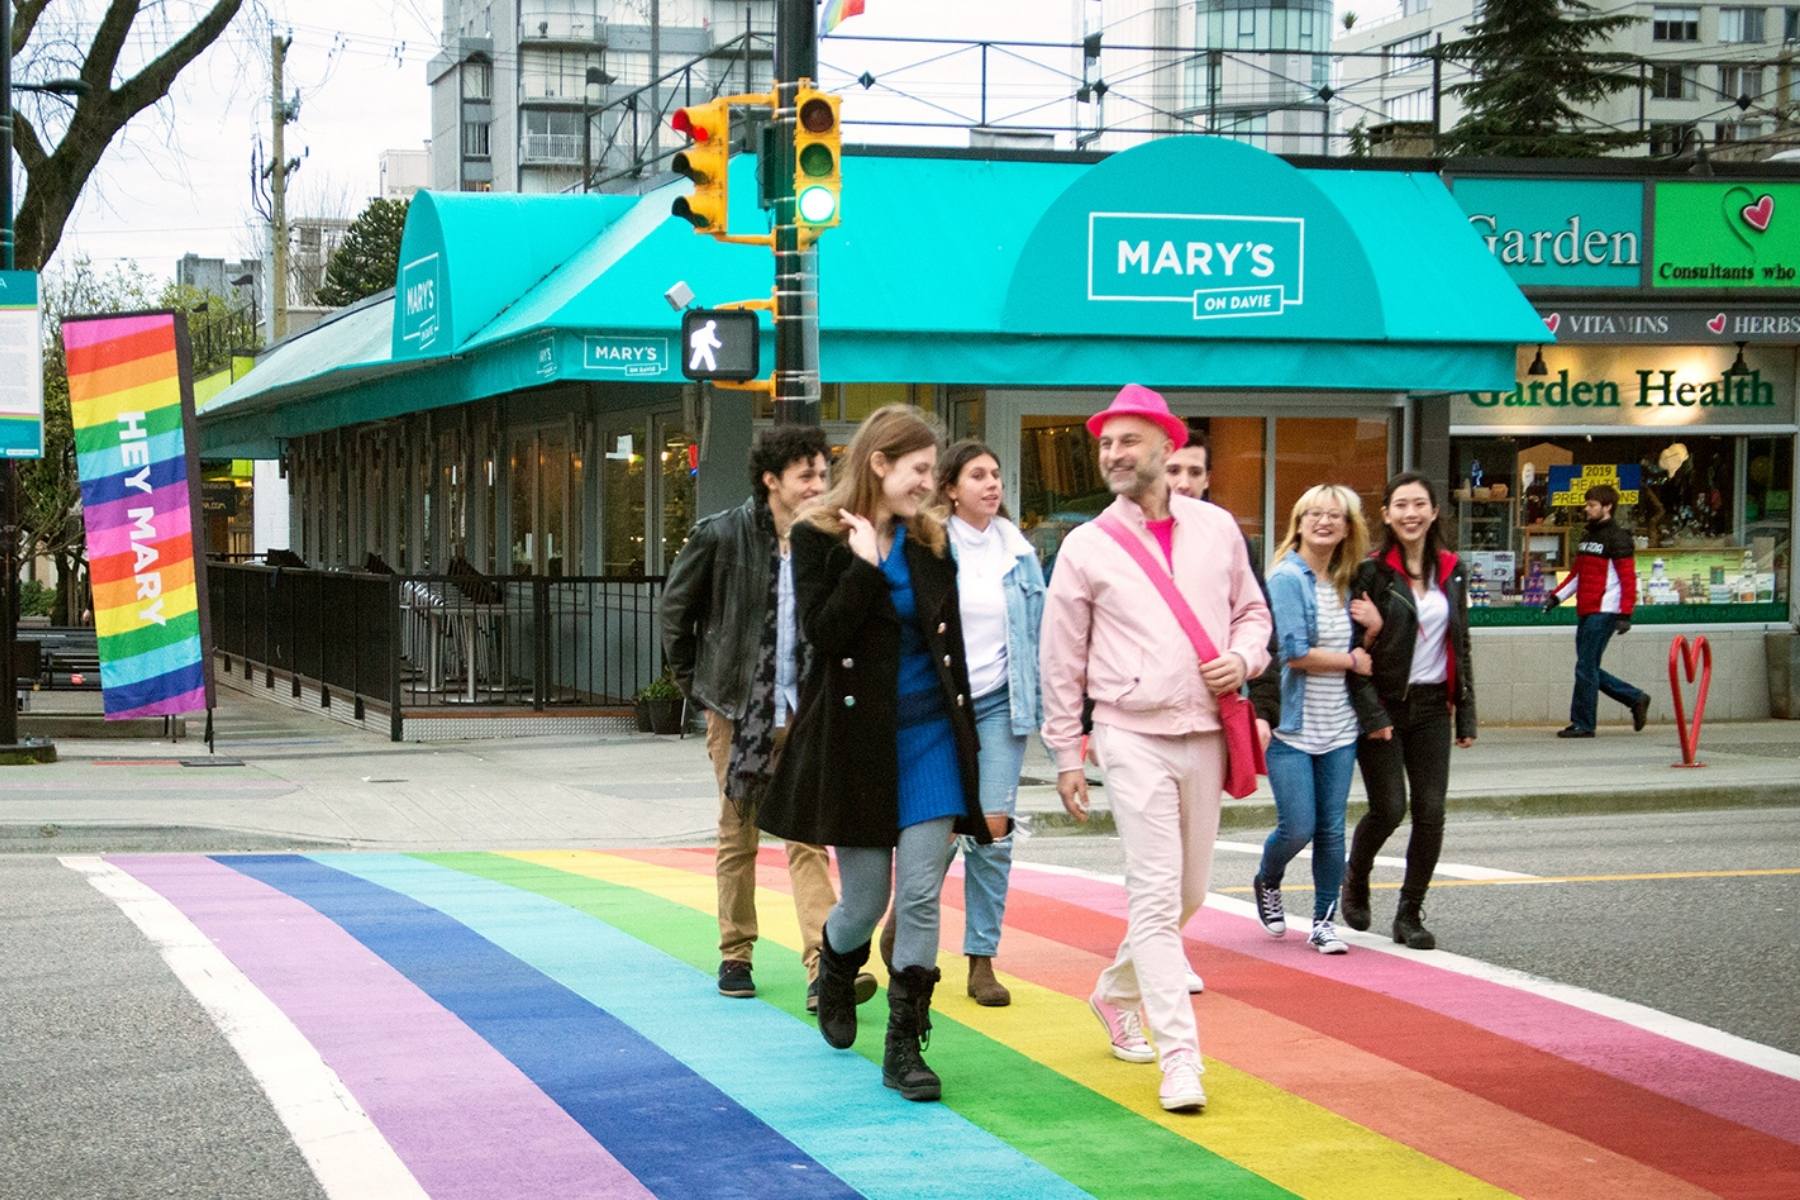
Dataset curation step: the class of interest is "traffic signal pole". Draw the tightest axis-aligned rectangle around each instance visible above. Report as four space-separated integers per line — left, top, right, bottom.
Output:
772 0 822 427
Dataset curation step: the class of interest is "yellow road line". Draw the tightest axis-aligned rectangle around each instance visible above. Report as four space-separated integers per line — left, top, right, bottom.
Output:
1219 867 1800 895
513 850 1516 1200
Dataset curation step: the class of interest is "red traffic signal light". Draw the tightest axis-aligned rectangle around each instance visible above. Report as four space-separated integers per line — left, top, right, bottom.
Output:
671 100 730 233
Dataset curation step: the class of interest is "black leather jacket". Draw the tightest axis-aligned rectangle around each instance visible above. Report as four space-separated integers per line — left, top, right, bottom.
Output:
659 499 772 720
1347 550 1477 742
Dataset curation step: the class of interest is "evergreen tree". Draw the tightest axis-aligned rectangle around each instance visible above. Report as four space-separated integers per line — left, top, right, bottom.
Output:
1440 0 1643 157
317 198 411 308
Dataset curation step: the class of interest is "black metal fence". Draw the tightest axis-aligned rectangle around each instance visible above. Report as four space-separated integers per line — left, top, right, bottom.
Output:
208 563 665 740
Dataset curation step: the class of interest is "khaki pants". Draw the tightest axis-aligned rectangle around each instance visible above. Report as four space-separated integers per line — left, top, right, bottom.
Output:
1091 724 1226 1063
706 710 835 980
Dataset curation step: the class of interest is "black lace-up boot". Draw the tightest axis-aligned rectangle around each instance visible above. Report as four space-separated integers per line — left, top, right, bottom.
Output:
883 965 943 1101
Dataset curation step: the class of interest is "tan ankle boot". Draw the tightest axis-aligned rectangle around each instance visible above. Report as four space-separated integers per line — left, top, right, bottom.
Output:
966 955 1011 1007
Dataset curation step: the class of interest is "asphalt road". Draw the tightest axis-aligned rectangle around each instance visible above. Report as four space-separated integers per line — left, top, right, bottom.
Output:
3 807 1793 1200
1019 805 1800 1055
0 855 326 1200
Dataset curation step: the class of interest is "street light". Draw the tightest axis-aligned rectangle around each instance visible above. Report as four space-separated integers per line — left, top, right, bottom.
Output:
581 65 615 193
230 272 261 344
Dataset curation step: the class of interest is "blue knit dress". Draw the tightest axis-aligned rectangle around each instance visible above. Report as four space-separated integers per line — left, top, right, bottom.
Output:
880 525 966 830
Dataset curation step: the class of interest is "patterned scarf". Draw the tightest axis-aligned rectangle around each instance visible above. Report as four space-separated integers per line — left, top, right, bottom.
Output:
725 503 783 814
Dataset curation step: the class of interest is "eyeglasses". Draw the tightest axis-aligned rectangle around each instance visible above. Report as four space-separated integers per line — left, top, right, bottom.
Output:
1302 510 1346 526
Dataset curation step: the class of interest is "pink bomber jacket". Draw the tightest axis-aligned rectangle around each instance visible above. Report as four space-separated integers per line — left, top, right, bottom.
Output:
1038 493 1273 772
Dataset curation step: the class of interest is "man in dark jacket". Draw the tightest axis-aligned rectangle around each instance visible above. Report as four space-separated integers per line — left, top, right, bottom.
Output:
1547 483 1650 738
661 427 872 1011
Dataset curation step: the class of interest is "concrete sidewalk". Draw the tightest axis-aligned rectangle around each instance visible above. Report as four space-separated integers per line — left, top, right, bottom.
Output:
0 688 1794 852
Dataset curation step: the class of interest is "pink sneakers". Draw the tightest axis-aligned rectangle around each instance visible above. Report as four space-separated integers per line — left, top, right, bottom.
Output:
1159 1051 1207 1113
1088 992 1156 1063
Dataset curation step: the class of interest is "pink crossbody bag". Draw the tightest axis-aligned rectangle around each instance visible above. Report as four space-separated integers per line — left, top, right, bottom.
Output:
1095 513 1267 799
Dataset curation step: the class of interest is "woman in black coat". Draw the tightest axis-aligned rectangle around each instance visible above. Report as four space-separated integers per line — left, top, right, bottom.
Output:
760 405 988 1103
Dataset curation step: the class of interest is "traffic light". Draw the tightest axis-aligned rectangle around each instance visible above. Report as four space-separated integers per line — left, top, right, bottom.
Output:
792 85 841 231
671 100 730 234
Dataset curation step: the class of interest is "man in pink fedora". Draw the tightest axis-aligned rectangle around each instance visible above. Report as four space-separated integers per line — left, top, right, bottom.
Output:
1038 382 1271 1113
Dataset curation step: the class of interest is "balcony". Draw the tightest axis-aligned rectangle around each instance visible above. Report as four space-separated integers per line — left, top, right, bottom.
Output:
521 14 607 46
522 133 585 164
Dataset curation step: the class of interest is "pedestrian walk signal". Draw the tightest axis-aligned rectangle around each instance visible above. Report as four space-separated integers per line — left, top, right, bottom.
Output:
793 85 841 230
680 308 761 382
671 100 730 234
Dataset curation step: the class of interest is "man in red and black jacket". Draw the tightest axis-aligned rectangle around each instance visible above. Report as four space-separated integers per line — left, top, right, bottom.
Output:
1546 483 1650 738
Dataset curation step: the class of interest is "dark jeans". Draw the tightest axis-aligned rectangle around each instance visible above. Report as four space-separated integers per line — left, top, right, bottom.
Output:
1349 685 1452 908
1570 613 1647 733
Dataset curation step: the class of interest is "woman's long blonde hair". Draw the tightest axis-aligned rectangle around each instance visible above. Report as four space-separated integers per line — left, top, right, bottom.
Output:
802 404 948 555
1271 484 1368 599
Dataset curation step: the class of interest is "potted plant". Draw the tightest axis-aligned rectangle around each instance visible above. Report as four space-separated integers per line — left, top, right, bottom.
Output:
636 669 685 735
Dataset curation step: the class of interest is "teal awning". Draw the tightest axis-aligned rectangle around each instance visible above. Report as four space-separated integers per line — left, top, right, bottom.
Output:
199 138 1545 455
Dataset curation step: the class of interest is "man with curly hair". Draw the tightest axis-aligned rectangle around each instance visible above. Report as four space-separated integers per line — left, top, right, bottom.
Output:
662 426 875 1012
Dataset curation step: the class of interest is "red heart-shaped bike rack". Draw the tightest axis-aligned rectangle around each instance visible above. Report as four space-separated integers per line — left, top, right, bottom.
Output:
1668 635 1712 768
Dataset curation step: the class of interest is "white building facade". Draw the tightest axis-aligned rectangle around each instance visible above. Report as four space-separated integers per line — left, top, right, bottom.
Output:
1079 0 1334 153
1334 1 1800 158
428 0 775 195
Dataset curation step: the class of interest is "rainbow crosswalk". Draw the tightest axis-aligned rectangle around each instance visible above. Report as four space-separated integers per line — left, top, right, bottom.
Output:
73 850 1800 1200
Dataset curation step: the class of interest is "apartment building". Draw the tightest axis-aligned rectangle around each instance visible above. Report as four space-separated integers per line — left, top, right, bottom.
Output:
1080 0 1333 153
428 0 776 195
1334 1 1800 158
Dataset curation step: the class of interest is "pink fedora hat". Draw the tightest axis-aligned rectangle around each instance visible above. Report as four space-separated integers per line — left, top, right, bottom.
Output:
1085 383 1188 448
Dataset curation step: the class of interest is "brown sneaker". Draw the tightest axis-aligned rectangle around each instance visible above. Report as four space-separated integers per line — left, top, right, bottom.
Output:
967 955 1011 1007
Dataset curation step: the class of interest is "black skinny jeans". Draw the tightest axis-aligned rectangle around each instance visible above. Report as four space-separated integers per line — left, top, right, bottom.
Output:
1349 684 1452 908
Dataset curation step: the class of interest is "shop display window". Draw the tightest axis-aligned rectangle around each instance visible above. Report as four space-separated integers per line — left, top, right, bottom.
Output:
1450 434 1791 624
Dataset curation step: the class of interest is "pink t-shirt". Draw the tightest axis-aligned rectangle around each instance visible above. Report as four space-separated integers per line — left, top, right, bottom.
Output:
1146 517 1176 570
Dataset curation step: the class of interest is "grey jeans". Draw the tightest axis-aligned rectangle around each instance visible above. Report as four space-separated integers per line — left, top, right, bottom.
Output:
825 817 956 971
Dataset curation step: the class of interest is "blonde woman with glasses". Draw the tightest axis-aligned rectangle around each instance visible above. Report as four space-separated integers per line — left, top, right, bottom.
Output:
1250 485 1388 955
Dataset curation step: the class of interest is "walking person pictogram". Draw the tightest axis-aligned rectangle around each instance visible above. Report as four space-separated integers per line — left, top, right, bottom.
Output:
688 319 723 374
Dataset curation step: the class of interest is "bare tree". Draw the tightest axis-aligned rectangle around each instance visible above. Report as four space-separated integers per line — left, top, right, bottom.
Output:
9 0 250 270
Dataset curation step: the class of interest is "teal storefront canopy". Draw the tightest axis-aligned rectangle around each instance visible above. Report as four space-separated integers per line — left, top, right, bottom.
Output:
200 137 1546 456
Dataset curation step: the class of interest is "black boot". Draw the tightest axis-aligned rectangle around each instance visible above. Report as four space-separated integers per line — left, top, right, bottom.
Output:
883 965 943 1102
1341 861 1372 932
1393 900 1437 951
816 926 871 1050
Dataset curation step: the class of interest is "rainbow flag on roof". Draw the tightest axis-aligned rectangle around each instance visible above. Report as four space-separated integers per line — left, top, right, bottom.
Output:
822 0 865 33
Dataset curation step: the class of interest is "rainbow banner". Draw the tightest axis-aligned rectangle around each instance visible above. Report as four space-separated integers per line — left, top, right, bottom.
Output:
72 849 1800 1199
63 312 213 719
821 0 865 33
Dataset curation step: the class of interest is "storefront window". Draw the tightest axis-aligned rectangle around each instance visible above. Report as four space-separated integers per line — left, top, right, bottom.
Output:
1451 433 1791 621
1273 416 1392 544
1206 417 1266 562
948 387 985 442
1017 415 1108 570
602 422 647 574
659 418 697 572
834 383 935 422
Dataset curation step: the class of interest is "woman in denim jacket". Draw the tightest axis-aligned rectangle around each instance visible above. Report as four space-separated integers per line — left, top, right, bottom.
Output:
937 439 1046 1006
1251 484 1387 955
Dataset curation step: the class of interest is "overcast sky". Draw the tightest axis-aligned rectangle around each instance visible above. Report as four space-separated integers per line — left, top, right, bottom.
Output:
41 0 1114 282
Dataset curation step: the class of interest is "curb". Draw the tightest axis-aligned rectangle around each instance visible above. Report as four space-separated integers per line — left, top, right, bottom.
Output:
0 823 353 856
1022 782 1800 837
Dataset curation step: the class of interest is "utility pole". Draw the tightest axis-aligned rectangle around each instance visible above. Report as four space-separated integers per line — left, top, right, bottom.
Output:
772 0 821 426
270 33 291 342
0 0 16 752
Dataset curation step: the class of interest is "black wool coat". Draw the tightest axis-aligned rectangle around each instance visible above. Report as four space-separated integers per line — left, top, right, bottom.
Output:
758 520 990 849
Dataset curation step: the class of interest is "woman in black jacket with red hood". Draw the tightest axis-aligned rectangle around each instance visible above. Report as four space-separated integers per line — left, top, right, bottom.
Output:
1343 472 1477 951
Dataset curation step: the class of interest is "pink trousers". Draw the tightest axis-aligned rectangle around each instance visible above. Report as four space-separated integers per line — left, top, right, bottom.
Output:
1092 724 1225 1063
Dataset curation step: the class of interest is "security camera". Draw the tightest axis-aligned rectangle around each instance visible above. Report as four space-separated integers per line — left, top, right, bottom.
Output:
664 281 694 312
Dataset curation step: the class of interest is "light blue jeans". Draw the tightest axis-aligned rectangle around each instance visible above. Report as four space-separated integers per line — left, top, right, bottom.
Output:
946 687 1025 958
1259 738 1357 922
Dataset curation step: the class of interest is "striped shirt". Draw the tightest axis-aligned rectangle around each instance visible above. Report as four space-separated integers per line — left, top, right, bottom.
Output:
1274 578 1359 756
